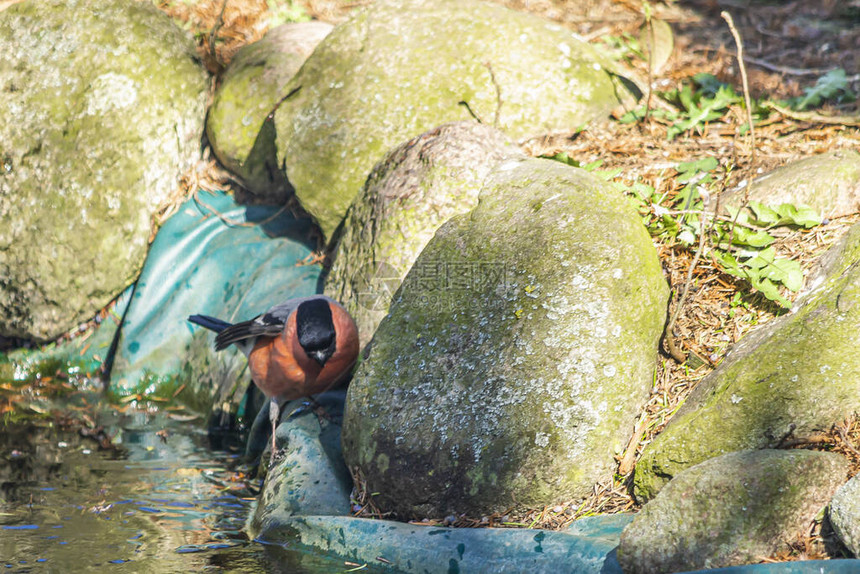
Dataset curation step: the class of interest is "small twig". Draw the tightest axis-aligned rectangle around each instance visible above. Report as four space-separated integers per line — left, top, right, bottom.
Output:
209 0 230 66
458 100 485 124
663 193 711 363
743 56 834 77
643 9 654 126
618 417 647 475
836 422 860 458
721 11 755 192
720 11 756 245
661 208 771 231
766 101 860 127
192 190 289 228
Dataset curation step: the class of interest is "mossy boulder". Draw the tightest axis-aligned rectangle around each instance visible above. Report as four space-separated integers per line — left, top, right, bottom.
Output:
274 0 635 241
619 449 849 573
341 158 668 519
206 22 332 203
0 0 207 341
324 121 524 347
634 222 860 501
722 150 860 219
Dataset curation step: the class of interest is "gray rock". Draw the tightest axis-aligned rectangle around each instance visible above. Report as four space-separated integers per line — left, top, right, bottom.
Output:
324 121 524 347
207 22 332 203
0 0 207 341
721 150 860 219
619 450 849 573
634 222 860 501
247 392 353 539
274 0 635 241
831 474 860 557
341 158 668 518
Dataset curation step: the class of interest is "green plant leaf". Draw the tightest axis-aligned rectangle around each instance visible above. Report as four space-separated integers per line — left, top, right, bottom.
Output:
677 156 719 179
773 203 822 228
732 228 776 248
792 68 856 111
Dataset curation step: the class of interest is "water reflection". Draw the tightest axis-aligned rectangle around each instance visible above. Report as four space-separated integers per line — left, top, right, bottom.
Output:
0 411 363 573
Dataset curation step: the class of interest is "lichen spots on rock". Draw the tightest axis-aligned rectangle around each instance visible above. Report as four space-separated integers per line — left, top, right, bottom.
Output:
342 158 668 517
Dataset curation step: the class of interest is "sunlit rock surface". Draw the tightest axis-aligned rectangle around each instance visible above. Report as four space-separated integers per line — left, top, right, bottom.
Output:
341 158 668 518
721 150 860 219
324 121 524 347
207 22 332 203
831 474 860 557
274 0 635 241
634 222 860 501
0 0 207 341
620 450 849 573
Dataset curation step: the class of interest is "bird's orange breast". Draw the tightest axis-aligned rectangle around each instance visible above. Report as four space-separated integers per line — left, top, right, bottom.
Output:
247 301 360 402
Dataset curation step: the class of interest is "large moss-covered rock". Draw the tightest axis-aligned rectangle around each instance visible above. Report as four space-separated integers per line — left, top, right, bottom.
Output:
0 0 207 341
722 150 860 219
324 121 524 346
207 22 332 203
619 450 849 573
274 0 635 241
341 158 668 518
634 222 860 501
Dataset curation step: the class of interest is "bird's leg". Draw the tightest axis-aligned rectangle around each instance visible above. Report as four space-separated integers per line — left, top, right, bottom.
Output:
268 397 282 466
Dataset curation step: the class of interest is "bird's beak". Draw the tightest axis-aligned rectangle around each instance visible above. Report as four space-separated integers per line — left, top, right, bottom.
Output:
310 350 329 366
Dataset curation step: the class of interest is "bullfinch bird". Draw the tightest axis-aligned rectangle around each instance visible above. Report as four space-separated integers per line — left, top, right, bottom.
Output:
187 295 359 462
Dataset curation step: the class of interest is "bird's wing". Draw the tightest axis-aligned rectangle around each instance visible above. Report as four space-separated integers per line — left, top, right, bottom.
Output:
213 296 335 351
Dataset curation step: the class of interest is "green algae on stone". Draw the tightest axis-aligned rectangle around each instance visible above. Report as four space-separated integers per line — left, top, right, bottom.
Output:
341 158 668 519
619 449 849 573
324 121 524 347
0 0 208 341
206 22 332 202
273 0 635 241
634 222 860 501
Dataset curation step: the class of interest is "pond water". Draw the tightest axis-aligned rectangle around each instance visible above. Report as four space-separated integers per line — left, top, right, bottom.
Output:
0 409 370 573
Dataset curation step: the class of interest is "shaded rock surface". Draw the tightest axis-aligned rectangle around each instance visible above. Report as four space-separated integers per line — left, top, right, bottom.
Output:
274 0 634 241
619 450 849 574
207 22 332 203
342 158 668 518
831 474 860 557
0 0 207 341
324 121 524 346
634 222 860 501
247 391 352 538
111 191 320 410
721 150 860 219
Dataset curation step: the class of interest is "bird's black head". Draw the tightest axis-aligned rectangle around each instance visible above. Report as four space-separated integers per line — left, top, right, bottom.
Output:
296 299 337 366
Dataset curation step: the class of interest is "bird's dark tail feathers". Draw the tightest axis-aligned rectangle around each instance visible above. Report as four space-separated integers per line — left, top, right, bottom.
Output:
187 314 232 333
